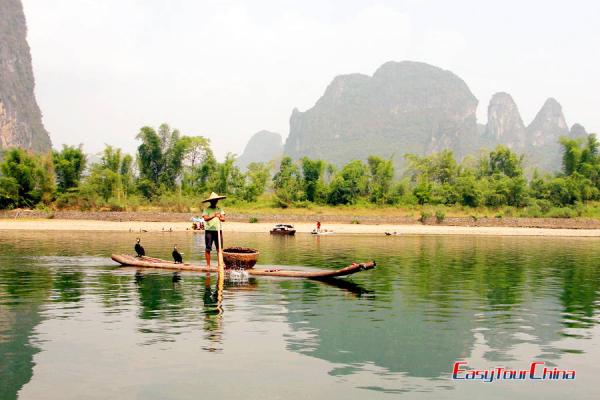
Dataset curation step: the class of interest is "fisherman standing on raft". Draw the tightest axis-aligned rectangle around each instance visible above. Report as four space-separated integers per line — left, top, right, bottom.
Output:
202 192 226 267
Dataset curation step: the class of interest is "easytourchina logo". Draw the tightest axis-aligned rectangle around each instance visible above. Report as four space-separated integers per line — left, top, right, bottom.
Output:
452 361 576 383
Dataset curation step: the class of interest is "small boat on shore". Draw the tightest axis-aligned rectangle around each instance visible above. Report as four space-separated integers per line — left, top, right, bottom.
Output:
270 224 296 235
311 229 335 235
110 254 375 279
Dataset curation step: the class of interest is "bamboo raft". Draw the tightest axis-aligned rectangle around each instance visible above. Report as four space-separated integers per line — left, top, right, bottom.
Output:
111 254 375 279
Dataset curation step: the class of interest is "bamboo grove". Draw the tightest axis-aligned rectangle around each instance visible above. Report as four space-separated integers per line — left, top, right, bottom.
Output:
1 123 599 217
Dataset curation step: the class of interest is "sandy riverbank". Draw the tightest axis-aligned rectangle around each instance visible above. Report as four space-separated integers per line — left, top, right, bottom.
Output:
1 218 600 237
4 209 600 229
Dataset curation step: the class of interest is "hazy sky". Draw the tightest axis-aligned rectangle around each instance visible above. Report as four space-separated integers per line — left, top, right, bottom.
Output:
22 0 600 159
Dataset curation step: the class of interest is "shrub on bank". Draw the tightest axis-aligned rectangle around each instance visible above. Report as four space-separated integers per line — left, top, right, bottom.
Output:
435 210 445 223
419 211 432 223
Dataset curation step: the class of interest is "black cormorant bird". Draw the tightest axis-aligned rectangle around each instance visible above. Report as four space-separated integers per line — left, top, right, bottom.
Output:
135 238 145 257
172 245 183 263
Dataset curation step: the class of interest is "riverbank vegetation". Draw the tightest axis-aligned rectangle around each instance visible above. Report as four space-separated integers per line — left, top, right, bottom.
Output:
1 123 600 219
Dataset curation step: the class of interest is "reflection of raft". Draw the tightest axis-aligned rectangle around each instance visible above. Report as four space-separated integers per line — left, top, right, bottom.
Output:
110 254 375 279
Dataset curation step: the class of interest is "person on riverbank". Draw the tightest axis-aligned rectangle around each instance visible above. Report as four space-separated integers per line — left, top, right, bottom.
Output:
202 192 226 267
191 215 205 230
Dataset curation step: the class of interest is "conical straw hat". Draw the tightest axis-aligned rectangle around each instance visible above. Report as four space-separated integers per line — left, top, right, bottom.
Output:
202 192 227 203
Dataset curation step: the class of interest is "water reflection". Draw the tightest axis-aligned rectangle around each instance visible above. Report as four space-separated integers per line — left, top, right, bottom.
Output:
279 235 600 383
52 272 84 304
202 272 224 352
0 263 53 400
135 271 184 320
95 272 132 311
316 277 374 298
283 280 476 379
129 268 237 351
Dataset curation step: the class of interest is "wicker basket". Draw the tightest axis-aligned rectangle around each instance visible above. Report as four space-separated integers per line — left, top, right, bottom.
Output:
222 247 260 269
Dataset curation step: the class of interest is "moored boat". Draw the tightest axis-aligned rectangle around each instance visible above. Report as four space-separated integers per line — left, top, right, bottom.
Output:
270 224 296 235
110 254 375 279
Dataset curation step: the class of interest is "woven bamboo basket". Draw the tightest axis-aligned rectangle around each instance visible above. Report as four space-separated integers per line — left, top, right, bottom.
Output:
222 247 260 269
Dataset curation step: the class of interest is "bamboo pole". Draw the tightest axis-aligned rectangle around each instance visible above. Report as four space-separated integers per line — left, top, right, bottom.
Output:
216 215 225 271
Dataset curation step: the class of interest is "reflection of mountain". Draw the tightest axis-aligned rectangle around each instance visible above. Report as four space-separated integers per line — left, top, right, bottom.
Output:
0 303 45 400
283 281 477 378
474 295 564 362
279 236 600 380
0 264 53 400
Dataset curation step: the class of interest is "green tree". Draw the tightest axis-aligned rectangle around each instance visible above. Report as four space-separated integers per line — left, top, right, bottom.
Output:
327 160 368 205
0 176 19 208
0 148 55 208
406 151 459 205
301 157 325 202
180 135 215 193
482 145 523 178
181 136 211 169
455 174 482 207
582 134 599 164
212 153 245 196
272 156 302 206
412 177 433 205
580 134 600 187
406 150 458 185
241 162 271 202
559 134 600 186
83 146 134 201
559 137 582 176
52 144 86 193
136 123 188 197
476 146 528 207
367 156 394 204
527 134 600 206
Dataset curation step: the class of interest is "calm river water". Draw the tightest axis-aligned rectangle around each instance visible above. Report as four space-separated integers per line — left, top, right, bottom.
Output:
1 230 599 399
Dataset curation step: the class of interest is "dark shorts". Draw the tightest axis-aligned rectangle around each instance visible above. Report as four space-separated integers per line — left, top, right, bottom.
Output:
205 230 222 252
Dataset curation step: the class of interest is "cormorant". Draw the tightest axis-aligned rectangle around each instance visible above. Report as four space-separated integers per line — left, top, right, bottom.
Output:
172 245 183 263
135 238 145 257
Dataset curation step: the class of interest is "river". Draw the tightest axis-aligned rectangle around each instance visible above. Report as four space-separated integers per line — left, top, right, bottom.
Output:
0 231 599 399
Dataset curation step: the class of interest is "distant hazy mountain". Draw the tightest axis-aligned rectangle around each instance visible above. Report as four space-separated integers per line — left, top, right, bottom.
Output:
570 123 588 138
528 98 569 147
284 61 479 169
236 130 283 170
483 95 583 171
277 60 592 172
484 92 527 152
0 0 51 152
523 98 570 171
